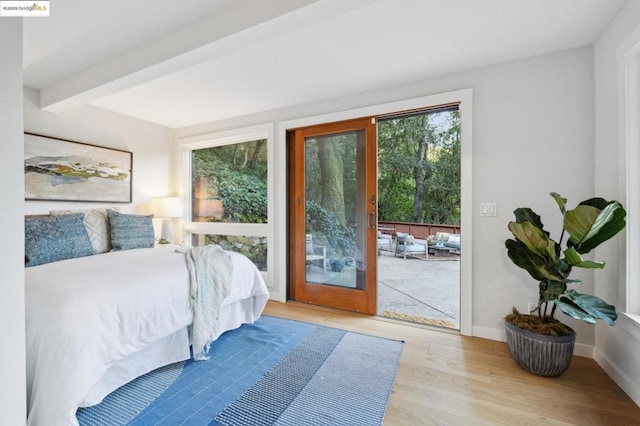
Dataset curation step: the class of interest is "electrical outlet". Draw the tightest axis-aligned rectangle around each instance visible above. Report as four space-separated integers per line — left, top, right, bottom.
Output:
528 302 537 313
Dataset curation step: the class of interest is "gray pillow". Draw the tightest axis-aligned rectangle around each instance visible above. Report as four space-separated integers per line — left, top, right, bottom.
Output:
25 213 94 267
50 207 119 254
107 209 155 251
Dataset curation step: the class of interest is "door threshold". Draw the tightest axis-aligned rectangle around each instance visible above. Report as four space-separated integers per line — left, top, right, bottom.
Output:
282 300 460 335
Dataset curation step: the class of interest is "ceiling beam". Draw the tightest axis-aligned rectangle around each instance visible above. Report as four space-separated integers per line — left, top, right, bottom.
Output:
40 0 378 113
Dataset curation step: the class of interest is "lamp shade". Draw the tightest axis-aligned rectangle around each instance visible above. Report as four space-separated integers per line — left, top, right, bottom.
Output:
151 197 182 218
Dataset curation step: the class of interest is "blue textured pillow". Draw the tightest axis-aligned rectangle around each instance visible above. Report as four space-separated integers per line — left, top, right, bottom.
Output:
25 213 94 267
107 209 155 251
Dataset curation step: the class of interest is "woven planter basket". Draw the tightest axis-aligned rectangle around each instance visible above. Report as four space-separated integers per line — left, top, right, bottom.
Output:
504 319 576 377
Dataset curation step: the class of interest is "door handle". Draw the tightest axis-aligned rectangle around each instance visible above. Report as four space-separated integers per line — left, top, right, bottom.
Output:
368 211 376 230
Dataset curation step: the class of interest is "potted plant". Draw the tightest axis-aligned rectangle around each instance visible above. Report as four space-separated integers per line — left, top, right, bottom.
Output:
329 248 346 272
504 192 626 376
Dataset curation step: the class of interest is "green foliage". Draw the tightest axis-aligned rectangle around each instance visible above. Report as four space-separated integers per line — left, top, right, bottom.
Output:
378 110 460 224
305 200 355 257
193 140 267 223
505 193 626 326
217 173 267 223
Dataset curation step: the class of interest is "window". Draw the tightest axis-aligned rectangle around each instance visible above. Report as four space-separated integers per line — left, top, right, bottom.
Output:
181 125 273 281
615 24 640 334
190 233 267 271
625 41 640 316
192 139 267 224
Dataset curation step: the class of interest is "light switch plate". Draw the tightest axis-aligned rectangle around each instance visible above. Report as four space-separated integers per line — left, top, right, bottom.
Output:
480 202 497 217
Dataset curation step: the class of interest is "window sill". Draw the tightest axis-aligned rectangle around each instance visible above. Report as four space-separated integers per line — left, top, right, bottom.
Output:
618 312 640 340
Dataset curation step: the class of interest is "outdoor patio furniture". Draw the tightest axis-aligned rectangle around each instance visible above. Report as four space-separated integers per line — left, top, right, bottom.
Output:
395 232 428 260
433 246 453 257
444 234 460 251
378 231 393 251
306 233 327 274
427 232 461 253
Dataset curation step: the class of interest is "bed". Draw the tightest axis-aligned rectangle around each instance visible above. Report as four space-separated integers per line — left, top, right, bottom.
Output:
24 210 269 426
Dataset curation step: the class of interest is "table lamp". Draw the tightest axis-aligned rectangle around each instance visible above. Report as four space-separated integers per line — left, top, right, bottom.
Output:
151 197 182 244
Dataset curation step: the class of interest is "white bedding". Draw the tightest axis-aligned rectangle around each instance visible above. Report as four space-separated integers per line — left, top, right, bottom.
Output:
25 246 269 426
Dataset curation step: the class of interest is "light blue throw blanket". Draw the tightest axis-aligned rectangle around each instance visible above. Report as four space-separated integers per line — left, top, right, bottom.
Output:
184 245 233 360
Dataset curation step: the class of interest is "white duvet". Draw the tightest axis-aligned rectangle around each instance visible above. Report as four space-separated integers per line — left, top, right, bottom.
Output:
25 246 268 426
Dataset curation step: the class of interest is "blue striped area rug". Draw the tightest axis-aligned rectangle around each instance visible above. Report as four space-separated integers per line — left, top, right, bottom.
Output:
77 315 403 425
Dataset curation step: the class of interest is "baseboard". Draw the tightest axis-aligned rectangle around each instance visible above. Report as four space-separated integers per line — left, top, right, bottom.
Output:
267 289 286 303
472 325 505 342
472 325 594 358
594 347 640 407
573 343 594 358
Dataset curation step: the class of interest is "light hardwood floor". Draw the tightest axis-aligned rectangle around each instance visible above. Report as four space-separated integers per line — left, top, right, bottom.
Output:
264 301 640 426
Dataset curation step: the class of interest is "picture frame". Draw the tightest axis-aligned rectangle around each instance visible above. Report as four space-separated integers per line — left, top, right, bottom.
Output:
24 133 133 203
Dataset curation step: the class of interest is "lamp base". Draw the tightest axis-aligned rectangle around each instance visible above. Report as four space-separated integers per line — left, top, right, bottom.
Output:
160 219 174 244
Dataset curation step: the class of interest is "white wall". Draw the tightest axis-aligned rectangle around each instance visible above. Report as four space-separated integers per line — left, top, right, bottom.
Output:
593 0 640 407
177 46 599 350
24 87 176 215
0 19 26 425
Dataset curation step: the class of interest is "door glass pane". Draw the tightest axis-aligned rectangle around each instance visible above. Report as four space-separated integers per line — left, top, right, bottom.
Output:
304 131 366 289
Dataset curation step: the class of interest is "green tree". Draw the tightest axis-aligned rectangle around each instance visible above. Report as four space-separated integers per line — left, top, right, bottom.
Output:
378 117 422 222
305 134 357 256
424 112 461 224
378 110 460 225
316 135 347 225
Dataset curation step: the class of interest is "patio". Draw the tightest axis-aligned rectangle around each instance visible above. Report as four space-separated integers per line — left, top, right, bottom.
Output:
305 244 460 329
377 248 460 329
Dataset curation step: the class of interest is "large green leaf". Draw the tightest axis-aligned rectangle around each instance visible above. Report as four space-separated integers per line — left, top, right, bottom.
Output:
508 221 556 259
564 202 626 254
550 192 567 215
505 239 562 282
513 207 549 237
563 247 605 269
539 280 566 303
578 197 609 210
564 205 599 246
578 202 626 253
555 289 617 325
555 298 597 324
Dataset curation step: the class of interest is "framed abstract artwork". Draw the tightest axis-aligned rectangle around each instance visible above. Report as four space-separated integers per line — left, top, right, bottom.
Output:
24 133 133 203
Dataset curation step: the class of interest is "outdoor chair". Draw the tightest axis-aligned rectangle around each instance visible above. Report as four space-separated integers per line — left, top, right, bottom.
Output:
377 231 393 251
394 232 428 260
306 233 327 273
427 232 461 254
444 234 461 252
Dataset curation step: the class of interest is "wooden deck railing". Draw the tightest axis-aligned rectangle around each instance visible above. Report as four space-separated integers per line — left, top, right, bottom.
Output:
378 221 460 239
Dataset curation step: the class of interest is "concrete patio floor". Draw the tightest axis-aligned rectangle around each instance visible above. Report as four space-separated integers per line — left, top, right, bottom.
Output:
377 248 460 329
305 246 461 329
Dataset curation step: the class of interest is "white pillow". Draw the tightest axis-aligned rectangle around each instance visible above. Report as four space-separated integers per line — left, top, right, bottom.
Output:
435 232 450 241
50 207 120 254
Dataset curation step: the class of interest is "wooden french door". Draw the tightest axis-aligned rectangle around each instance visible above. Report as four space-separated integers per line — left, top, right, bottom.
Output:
289 117 378 314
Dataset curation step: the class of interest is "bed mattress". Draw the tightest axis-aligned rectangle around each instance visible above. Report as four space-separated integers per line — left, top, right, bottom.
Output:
25 246 269 426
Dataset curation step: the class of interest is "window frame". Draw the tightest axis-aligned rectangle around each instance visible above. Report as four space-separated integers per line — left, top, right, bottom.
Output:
619 23 640 332
179 124 274 287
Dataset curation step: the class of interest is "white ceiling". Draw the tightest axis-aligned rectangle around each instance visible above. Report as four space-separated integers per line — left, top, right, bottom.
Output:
23 0 626 129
